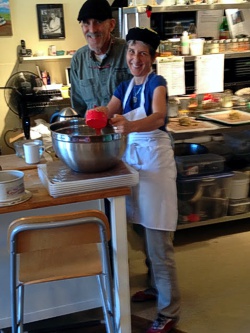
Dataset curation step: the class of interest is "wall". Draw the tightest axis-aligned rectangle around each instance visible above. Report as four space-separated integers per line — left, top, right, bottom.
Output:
0 0 87 154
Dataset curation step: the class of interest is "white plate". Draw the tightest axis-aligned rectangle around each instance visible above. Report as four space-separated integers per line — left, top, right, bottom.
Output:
199 110 250 125
0 190 32 207
167 120 219 133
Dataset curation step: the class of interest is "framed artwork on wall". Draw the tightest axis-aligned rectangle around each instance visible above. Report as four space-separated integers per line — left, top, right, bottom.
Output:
0 0 13 36
37 4 65 39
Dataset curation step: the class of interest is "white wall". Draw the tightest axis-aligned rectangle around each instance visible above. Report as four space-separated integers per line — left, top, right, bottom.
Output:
0 0 87 154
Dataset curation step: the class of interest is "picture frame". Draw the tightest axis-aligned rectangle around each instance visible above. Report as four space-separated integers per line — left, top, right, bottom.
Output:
36 4 65 39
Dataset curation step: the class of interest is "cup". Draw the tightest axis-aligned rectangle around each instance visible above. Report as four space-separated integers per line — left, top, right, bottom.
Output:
23 142 41 164
14 139 44 159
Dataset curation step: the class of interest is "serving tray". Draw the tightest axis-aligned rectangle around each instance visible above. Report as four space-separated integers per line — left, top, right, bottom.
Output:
199 110 250 125
38 160 139 198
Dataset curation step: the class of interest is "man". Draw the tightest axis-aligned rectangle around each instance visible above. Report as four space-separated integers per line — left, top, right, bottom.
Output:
70 0 132 117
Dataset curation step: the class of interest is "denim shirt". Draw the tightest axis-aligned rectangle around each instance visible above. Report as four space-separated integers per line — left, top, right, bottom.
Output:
70 36 132 117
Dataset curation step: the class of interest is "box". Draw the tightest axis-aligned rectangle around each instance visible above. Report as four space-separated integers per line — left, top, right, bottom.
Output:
228 198 250 216
223 131 250 158
177 171 233 223
175 153 225 177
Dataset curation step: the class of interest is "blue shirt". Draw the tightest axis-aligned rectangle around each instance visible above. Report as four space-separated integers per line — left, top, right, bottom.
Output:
114 72 168 131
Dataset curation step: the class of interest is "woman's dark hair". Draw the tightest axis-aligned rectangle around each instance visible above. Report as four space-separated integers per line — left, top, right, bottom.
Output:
127 40 156 59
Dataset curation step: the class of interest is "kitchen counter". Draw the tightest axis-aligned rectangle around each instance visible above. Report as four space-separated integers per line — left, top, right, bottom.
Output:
0 159 134 333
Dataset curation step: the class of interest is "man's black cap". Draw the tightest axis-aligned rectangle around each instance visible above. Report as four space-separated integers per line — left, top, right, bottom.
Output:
78 0 113 22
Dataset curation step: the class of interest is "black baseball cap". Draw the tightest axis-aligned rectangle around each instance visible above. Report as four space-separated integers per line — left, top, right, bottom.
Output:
78 0 113 22
126 27 161 51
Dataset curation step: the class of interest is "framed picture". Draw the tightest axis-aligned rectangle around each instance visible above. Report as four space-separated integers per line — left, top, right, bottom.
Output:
36 4 65 39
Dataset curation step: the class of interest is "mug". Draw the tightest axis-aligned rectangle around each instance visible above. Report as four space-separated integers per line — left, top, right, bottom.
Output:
14 139 44 159
23 142 41 164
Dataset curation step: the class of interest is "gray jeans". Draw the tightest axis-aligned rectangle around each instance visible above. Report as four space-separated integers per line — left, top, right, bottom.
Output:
145 228 181 320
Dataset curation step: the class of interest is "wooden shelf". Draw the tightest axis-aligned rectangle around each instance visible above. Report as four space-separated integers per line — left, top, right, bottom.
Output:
19 55 72 62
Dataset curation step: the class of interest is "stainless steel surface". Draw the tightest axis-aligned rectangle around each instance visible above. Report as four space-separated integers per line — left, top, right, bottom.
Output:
50 119 127 173
50 107 79 123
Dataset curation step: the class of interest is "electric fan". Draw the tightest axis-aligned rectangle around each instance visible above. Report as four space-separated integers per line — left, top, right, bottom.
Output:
0 71 46 139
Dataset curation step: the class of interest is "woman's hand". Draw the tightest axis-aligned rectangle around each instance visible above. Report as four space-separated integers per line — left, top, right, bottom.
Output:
109 114 132 135
85 106 108 118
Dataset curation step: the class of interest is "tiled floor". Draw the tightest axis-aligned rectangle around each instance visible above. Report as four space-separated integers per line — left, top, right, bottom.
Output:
3 218 250 333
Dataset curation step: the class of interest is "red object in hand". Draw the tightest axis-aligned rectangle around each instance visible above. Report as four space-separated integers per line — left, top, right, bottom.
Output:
86 109 108 135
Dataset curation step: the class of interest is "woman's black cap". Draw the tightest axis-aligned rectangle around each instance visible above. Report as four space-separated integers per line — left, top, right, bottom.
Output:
78 0 113 22
126 27 160 50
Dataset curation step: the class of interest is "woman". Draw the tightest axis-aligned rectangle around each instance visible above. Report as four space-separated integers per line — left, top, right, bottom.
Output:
87 27 181 333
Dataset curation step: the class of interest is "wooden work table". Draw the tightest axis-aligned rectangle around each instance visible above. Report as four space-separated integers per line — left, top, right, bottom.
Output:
0 156 133 333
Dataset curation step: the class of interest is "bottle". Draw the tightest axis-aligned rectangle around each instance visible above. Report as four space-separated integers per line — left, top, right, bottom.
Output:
188 23 197 39
219 16 230 40
181 31 189 55
173 22 184 38
47 72 51 85
42 70 47 85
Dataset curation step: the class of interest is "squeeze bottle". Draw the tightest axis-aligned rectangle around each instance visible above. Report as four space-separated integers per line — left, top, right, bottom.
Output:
181 31 189 55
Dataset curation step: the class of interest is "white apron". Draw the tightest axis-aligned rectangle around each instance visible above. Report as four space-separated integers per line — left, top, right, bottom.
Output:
123 75 178 231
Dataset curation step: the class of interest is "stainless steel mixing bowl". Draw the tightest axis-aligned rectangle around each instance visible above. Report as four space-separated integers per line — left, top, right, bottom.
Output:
50 119 127 173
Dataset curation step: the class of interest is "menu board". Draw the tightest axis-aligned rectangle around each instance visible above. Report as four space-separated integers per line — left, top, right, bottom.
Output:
195 54 224 94
156 56 186 96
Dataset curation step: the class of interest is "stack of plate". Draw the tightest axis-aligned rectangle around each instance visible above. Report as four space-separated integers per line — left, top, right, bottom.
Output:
38 161 139 198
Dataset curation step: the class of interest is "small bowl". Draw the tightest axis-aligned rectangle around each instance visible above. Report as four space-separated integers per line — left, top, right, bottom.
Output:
56 50 65 56
0 170 25 202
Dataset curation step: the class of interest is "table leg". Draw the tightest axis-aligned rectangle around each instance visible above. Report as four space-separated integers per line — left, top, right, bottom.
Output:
109 196 131 333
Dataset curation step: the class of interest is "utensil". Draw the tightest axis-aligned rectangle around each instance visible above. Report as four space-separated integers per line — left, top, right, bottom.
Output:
85 109 108 135
50 119 127 173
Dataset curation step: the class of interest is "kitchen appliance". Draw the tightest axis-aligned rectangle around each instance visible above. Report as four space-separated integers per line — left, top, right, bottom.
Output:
50 119 127 173
0 71 58 139
50 107 79 123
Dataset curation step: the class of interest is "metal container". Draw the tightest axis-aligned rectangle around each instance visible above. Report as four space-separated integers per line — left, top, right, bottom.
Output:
50 119 127 173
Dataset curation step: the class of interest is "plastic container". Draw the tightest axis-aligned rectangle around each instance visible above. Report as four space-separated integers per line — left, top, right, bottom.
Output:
177 171 234 222
229 171 249 200
223 131 250 158
189 39 204 56
174 143 208 156
175 153 225 177
228 198 250 216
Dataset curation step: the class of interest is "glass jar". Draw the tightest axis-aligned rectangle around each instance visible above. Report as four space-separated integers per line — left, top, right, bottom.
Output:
221 89 233 108
203 40 212 54
210 40 219 54
225 39 233 52
231 38 239 52
219 39 226 53
243 38 249 51
159 40 172 56
168 38 181 56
